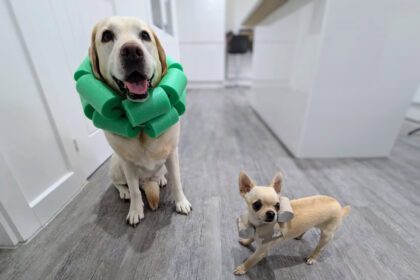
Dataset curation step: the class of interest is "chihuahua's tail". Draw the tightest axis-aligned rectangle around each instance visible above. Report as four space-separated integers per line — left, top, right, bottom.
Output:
341 205 351 219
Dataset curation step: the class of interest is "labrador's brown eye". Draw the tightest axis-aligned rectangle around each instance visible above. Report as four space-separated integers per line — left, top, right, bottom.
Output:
140 31 151 41
101 30 114 43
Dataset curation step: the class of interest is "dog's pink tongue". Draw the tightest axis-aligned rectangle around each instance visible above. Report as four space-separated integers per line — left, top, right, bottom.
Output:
124 80 148 95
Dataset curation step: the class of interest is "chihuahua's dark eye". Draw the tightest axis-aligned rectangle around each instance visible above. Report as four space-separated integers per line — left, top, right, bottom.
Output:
140 31 151 41
252 201 262 211
274 203 280 211
101 30 114 43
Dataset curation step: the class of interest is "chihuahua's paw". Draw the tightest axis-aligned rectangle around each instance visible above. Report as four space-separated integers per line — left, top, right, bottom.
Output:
126 207 144 227
118 187 130 200
294 232 305 240
175 198 192 215
234 264 247 275
305 257 317 265
239 238 254 246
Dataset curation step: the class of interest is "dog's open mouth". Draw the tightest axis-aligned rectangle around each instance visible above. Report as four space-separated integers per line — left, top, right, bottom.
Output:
113 71 153 101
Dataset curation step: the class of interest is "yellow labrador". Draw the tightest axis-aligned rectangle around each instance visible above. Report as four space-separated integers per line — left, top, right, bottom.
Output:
89 16 191 226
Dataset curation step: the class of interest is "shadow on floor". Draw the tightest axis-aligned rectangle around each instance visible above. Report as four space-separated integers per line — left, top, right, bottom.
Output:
94 183 175 253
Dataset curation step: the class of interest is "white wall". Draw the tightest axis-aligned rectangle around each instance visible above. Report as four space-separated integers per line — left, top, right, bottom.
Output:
225 0 258 84
225 0 257 33
175 0 225 85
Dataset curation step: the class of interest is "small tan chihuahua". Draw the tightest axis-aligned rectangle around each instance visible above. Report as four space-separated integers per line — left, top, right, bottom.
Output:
234 171 350 275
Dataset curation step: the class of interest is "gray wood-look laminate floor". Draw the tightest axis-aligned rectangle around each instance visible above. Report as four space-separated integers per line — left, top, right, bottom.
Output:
1 89 420 280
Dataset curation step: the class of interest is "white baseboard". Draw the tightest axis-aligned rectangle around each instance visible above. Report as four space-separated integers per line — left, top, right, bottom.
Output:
187 81 225 89
30 172 86 225
225 79 252 87
187 80 254 89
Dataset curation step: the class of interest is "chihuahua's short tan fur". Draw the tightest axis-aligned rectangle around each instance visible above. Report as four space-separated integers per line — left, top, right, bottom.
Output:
234 171 350 275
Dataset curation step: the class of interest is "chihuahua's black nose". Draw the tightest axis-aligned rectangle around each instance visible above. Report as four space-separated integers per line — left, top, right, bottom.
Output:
265 211 275 222
120 43 143 60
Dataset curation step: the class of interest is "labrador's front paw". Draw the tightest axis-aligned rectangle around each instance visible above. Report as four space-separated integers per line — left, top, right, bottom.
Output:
234 264 247 275
126 206 144 226
175 198 192 215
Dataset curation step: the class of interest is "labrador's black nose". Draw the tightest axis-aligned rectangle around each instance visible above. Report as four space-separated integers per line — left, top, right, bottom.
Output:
120 43 143 60
265 211 275 221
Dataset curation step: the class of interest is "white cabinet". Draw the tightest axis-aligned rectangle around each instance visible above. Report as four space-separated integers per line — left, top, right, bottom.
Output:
251 0 420 158
175 0 226 85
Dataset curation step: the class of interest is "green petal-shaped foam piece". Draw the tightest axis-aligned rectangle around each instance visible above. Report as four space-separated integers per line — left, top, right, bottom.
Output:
122 87 171 127
174 89 186 116
144 107 179 138
159 68 187 105
76 74 123 120
92 111 140 138
166 56 183 71
74 56 93 81
80 96 94 120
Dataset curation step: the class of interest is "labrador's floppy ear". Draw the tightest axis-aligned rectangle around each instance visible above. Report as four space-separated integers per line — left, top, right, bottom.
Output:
239 171 255 197
151 29 167 78
269 172 283 194
88 23 103 80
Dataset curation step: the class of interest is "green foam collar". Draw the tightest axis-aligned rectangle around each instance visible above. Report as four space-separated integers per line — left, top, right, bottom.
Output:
74 55 187 138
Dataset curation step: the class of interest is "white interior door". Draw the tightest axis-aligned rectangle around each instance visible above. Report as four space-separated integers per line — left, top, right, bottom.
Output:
0 0 115 246
9 0 117 179
0 0 92 246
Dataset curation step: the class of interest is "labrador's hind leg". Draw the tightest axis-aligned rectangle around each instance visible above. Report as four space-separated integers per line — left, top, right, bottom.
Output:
114 184 130 200
109 154 130 200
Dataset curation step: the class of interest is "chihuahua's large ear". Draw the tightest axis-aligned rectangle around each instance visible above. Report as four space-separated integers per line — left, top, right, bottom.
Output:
269 172 283 194
239 171 255 196
88 23 103 80
152 30 167 77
